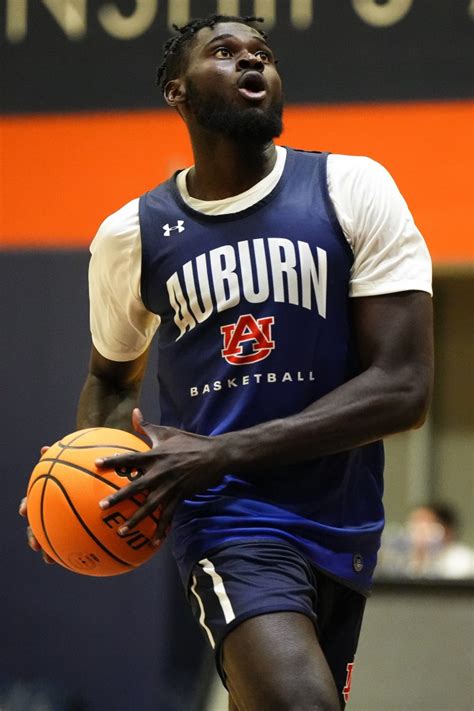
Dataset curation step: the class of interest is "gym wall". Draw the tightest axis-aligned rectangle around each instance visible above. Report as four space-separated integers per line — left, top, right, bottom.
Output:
1 2 472 710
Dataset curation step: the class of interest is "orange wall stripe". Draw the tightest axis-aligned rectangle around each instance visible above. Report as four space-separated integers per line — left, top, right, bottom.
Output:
1 101 473 261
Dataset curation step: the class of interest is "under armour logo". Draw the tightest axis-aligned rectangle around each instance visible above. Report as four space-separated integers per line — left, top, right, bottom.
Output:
163 220 185 236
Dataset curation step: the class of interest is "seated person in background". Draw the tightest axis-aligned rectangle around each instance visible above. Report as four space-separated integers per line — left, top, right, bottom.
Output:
377 502 474 579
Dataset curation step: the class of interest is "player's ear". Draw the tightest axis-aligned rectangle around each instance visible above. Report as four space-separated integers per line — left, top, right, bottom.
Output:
164 79 186 108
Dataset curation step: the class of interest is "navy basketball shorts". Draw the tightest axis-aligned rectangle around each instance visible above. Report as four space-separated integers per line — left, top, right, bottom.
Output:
187 539 366 706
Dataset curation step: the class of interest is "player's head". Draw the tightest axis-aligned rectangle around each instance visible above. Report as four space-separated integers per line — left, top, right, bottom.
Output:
428 503 460 542
408 503 460 544
157 15 283 144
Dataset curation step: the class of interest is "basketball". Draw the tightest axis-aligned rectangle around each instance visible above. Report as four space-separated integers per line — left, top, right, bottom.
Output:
27 427 160 577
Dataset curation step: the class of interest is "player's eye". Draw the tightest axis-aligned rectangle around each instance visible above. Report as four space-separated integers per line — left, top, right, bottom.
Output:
214 47 233 59
255 50 272 63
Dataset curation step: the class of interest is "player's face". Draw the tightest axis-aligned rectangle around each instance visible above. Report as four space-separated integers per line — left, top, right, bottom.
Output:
407 508 446 547
182 22 283 142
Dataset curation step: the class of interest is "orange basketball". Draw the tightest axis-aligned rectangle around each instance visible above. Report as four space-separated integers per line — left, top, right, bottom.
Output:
27 427 160 577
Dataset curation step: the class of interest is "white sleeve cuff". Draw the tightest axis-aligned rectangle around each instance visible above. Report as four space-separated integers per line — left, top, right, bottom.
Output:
350 279 433 298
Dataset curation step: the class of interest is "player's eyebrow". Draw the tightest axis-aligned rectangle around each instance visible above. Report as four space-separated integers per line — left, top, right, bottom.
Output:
204 33 273 51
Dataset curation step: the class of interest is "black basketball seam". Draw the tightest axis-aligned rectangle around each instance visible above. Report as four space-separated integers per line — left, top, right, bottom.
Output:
27 443 62 496
34 429 146 471
58 442 145 452
46 475 134 568
60 429 101 448
30 429 100 491
39 477 74 571
36 460 160 526
38 460 126 488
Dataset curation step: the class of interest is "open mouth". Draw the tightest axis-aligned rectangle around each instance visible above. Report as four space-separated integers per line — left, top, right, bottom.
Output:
237 71 267 102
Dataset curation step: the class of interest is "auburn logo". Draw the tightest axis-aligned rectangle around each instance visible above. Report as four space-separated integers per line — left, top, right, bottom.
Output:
221 314 275 365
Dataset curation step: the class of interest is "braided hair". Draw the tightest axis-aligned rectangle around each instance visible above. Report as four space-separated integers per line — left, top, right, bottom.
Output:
156 14 266 92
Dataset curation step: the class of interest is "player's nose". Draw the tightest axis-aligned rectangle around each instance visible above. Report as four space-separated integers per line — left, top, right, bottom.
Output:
237 54 264 72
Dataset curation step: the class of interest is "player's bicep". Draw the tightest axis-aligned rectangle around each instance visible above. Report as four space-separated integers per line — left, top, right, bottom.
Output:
352 291 434 413
352 291 433 370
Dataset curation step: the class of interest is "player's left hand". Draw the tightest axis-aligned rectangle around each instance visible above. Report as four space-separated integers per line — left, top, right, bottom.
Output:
19 446 56 565
96 408 227 543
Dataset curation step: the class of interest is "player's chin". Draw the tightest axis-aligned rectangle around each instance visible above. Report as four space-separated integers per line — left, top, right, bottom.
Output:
239 109 283 141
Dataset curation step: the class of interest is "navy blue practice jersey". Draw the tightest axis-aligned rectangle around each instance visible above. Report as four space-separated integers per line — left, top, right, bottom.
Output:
139 149 384 593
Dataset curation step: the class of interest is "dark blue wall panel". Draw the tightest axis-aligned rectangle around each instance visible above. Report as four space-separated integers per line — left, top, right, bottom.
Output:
0 251 213 711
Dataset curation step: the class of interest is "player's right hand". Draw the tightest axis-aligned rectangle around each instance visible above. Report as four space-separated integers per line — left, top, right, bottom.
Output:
19 446 55 565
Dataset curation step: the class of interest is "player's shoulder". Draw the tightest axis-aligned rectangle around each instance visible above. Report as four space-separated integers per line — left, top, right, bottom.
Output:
327 153 393 182
96 197 140 237
327 154 401 207
90 197 140 252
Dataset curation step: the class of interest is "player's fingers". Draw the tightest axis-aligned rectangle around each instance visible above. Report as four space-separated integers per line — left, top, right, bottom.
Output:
133 409 179 445
117 495 162 533
98 477 145 510
40 445 50 455
131 408 155 444
27 527 41 552
134 411 171 449
153 500 177 543
22 489 54 562
41 550 55 565
95 451 151 470
132 408 147 438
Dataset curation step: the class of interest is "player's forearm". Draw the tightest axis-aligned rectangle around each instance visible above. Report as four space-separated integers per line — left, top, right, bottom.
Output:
217 365 431 472
76 373 139 432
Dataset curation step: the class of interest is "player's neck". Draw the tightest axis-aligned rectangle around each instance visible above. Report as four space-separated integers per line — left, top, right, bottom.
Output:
187 134 277 201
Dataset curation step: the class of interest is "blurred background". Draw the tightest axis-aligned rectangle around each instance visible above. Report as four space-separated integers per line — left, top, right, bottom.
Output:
1 1 473 710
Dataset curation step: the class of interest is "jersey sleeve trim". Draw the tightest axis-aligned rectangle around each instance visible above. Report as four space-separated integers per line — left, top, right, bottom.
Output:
349 279 433 298
91 335 152 363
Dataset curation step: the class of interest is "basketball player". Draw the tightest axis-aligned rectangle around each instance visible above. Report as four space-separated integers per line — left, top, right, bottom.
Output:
21 15 434 710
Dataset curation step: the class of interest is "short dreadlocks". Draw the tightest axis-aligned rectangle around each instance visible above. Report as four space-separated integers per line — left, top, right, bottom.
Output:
156 14 267 92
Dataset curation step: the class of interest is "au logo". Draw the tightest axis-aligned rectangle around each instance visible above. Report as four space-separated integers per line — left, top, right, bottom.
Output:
221 314 275 365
